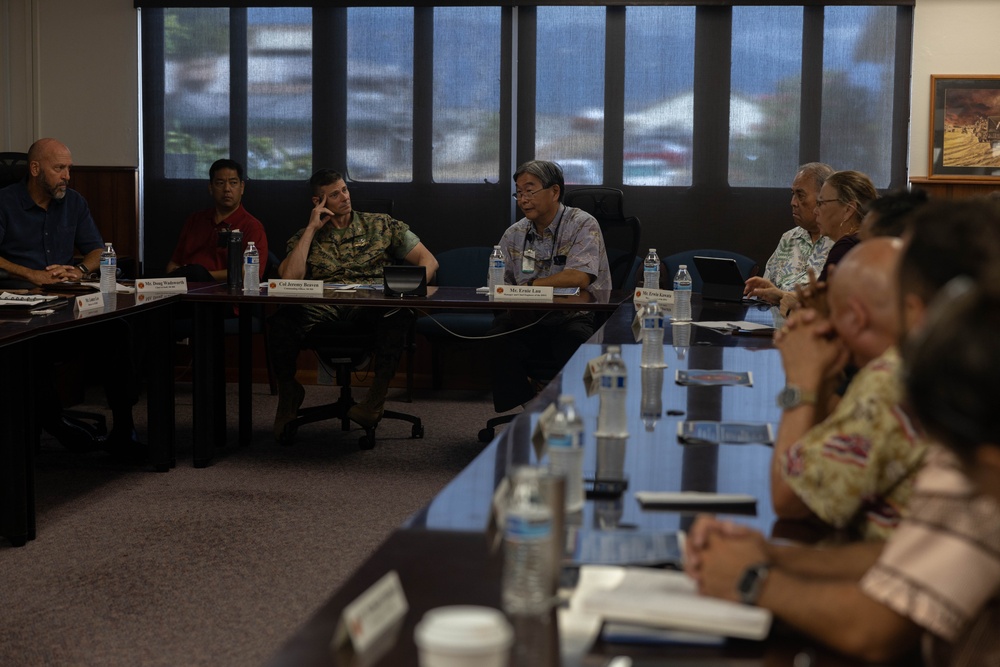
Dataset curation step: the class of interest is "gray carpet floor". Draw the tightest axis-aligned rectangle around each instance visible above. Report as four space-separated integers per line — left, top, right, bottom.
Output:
0 382 508 667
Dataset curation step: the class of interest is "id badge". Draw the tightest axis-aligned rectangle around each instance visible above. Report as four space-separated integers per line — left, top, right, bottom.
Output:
521 249 536 274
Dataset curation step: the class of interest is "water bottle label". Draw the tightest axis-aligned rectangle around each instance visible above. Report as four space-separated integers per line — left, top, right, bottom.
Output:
547 434 573 449
505 515 551 540
101 257 116 267
245 257 259 264
643 316 664 329
600 375 626 389
674 282 692 291
492 259 505 269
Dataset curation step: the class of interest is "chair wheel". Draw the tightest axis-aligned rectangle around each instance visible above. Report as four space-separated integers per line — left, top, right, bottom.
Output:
478 427 495 443
358 434 375 450
411 424 424 438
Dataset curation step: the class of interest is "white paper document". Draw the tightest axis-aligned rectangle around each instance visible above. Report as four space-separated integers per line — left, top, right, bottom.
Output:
572 566 772 640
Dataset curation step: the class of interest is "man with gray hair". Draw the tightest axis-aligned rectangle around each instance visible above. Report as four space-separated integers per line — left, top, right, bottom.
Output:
744 162 834 303
489 159 611 412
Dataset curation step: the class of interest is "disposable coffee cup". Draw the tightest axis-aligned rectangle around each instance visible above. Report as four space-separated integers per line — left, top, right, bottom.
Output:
414 605 513 667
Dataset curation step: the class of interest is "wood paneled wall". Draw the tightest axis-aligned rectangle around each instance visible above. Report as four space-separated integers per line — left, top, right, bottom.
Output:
71 167 139 275
909 178 1000 200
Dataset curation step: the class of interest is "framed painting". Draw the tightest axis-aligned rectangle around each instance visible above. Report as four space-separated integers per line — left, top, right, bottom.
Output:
929 75 1000 179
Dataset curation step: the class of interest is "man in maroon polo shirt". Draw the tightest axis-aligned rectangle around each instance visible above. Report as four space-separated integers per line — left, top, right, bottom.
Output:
166 158 268 282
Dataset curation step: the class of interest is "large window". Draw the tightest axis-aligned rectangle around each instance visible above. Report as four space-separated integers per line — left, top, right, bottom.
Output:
535 6 605 185
141 3 912 279
624 6 696 187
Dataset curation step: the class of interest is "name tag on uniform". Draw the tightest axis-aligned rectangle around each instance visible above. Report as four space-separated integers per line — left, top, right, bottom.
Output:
268 279 323 295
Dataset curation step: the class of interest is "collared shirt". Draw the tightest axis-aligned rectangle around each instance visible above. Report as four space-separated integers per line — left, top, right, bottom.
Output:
498 204 611 292
861 445 1000 666
762 226 832 291
286 210 420 284
169 204 269 279
779 347 929 540
0 180 104 269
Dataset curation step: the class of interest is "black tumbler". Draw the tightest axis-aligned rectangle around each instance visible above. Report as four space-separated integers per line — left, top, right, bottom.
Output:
227 229 244 290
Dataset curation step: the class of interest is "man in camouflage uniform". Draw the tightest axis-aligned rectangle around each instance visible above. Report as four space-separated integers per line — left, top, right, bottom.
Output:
268 169 438 442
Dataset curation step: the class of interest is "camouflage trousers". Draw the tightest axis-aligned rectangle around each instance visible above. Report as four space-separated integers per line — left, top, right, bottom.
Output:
267 304 413 385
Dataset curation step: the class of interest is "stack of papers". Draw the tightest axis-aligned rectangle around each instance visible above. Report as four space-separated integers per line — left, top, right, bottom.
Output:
571 566 772 641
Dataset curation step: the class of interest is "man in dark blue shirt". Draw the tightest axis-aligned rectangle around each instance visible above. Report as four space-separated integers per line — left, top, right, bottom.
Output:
0 138 104 285
0 138 143 461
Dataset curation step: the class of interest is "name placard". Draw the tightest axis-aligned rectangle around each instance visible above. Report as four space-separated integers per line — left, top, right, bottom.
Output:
74 293 104 313
136 292 173 305
332 570 408 654
493 285 554 302
135 277 188 294
633 287 674 306
268 279 324 296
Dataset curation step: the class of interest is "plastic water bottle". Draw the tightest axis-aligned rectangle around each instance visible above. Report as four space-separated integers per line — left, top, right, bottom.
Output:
488 245 505 300
99 243 117 294
643 248 660 289
673 264 693 321
640 300 665 368
640 367 664 432
243 240 260 294
502 466 554 615
597 345 628 437
547 395 584 513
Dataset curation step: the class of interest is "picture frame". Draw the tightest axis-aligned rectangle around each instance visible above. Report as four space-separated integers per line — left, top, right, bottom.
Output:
929 75 1000 179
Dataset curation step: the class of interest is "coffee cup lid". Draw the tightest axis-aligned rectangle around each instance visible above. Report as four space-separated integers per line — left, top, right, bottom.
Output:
414 606 513 653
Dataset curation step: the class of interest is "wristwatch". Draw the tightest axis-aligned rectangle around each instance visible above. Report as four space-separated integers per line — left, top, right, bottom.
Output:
76 263 90 276
737 562 770 605
776 384 817 410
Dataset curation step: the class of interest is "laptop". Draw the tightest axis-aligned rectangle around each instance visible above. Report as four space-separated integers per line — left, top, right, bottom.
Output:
693 256 747 303
383 264 427 297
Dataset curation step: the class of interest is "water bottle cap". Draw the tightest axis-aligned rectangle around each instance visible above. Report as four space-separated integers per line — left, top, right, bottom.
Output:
679 264 687 269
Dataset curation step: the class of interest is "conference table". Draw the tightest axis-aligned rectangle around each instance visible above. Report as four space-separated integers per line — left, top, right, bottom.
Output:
0 289 177 547
263 296 875 666
182 284 628 467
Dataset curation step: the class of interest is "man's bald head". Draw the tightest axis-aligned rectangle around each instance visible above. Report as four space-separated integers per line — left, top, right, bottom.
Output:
26 138 73 208
828 237 903 366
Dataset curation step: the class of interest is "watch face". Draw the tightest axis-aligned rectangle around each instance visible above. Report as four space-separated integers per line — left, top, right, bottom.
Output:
777 386 800 409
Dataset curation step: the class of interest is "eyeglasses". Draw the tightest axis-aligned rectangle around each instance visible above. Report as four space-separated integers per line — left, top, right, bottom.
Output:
512 185 552 201
815 197 843 208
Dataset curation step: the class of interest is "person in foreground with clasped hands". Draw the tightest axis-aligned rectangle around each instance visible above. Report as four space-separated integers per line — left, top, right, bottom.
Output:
769 237 927 540
268 169 438 443
684 198 1000 666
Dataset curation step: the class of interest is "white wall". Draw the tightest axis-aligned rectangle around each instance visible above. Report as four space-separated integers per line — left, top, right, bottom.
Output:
909 0 1000 178
0 0 138 166
2 0 998 175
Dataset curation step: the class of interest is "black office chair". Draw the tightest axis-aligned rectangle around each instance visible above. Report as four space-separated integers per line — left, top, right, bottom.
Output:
0 152 28 188
662 249 759 292
414 246 495 390
564 187 642 290
284 318 424 450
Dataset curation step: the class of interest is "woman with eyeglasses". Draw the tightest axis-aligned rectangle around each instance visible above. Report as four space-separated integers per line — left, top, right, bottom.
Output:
813 170 879 283
776 170 879 318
